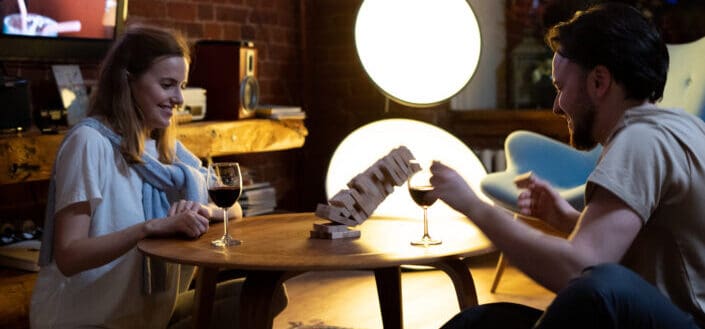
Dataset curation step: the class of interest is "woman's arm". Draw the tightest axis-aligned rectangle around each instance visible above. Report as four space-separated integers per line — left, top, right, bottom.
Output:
53 200 209 277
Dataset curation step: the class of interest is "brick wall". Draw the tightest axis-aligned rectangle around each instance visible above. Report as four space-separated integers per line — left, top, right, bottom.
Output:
128 0 302 107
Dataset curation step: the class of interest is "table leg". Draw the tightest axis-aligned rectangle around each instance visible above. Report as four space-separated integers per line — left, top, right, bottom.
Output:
374 266 403 329
240 270 292 329
194 266 218 329
431 258 479 309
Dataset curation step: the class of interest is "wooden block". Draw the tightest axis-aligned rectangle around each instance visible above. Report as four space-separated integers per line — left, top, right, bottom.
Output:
371 174 394 195
348 207 368 224
382 180 395 194
313 223 350 233
315 204 358 226
365 165 385 182
348 174 383 199
396 146 416 163
309 229 361 239
349 189 375 217
352 176 386 206
409 161 421 172
380 157 406 185
330 190 356 209
390 149 413 176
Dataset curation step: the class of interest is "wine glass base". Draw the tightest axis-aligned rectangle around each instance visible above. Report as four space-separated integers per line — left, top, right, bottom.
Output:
211 235 241 247
410 237 442 247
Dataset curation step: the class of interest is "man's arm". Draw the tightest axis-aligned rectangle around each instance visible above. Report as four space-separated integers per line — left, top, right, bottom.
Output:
430 161 642 292
506 186 642 291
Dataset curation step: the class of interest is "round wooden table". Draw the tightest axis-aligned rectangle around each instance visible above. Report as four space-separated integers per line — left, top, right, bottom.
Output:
138 212 492 329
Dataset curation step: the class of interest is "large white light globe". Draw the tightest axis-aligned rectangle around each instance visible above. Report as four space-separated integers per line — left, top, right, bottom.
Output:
355 0 482 106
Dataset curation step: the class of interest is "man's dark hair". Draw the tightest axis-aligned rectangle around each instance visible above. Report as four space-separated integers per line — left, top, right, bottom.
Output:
545 2 669 102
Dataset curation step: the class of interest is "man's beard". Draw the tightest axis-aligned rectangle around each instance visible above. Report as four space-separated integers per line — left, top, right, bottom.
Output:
569 92 598 150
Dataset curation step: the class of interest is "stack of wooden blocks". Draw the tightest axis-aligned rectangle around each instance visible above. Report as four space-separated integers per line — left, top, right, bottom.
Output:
312 146 421 239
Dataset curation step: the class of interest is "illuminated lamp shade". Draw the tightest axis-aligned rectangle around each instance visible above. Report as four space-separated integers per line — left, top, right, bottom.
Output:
325 119 490 221
355 0 482 106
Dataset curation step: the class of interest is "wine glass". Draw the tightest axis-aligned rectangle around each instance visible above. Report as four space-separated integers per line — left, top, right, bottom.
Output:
408 161 442 246
207 162 243 247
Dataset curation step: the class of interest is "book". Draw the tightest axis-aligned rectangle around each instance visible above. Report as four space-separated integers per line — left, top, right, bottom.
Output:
241 185 275 199
241 199 277 208
240 186 277 205
255 105 302 115
268 112 306 120
0 239 40 272
255 105 306 121
243 181 271 191
243 206 275 217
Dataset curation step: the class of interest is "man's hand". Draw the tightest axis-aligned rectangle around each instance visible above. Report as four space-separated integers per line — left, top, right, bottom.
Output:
514 172 580 233
429 160 481 216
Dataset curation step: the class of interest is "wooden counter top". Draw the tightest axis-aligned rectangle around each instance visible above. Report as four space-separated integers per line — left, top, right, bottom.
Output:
0 119 307 185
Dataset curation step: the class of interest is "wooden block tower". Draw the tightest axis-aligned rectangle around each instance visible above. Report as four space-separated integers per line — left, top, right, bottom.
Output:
312 146 421 239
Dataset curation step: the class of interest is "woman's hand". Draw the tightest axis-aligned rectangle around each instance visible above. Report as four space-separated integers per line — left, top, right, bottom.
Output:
146 200 210 238
514 172 580 233
208 202 243 221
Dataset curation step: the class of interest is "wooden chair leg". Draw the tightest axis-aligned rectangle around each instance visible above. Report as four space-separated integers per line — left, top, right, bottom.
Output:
490 252 507 293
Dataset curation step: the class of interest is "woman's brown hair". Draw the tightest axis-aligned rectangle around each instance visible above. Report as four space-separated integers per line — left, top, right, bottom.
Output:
88 24 190 164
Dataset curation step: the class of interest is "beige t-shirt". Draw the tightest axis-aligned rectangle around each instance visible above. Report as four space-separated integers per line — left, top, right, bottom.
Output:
587 105 705 325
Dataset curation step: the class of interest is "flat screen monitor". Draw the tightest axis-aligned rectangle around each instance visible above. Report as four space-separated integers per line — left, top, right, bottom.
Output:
0 0 128 63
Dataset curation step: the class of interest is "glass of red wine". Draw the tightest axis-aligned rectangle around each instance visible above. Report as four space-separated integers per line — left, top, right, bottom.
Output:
207 162 243 247
408 161 441 246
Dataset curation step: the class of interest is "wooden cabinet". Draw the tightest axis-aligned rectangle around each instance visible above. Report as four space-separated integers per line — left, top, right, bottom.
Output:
444 109 569 150
0 119 308 185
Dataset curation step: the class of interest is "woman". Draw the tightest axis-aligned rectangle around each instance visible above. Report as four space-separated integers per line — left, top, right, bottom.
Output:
29 25 286 328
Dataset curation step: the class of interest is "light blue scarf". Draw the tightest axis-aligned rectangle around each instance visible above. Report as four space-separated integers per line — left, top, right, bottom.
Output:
39 117 208 294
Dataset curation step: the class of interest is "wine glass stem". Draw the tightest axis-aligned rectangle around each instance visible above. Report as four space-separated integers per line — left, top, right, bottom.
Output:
223 208 229 237
422 206 430 239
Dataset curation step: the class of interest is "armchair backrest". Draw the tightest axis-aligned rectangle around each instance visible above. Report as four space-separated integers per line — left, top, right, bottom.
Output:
660 36 705 120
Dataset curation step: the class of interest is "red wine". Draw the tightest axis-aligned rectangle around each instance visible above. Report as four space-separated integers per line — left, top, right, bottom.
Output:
409 185 437 207
208 187 241 208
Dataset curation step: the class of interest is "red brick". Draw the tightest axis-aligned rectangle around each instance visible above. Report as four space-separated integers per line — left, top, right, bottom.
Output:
202 23 223 39
129 0 168 16
215 6 249 22
198 4 215 20
250 9 278 25
167 2 198 20
222 23 244 40
242 25 256 40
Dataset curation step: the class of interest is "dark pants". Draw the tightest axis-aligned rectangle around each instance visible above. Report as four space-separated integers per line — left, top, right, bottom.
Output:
441 263 702 329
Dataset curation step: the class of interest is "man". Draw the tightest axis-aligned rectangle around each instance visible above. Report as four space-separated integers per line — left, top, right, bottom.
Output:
429 3 705 328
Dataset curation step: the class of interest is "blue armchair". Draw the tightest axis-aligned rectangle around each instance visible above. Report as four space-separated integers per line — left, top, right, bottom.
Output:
481 35 705 293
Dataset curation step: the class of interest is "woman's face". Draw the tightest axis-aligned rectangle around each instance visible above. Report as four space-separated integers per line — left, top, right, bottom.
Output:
130 55 188 130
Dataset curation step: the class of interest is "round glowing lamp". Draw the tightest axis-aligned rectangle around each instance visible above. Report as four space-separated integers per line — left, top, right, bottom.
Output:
354 0 482 106
325 119 490 221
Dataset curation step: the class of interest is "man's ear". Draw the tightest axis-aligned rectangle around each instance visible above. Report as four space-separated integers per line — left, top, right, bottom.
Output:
588 65 612 98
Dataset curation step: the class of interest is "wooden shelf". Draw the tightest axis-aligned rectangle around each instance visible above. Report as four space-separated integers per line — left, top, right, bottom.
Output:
177 119 307 159
0 119 308 185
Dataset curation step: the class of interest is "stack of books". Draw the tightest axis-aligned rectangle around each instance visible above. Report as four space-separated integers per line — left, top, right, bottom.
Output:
0 239 40 272
240 182 277 217
255 105 306 120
